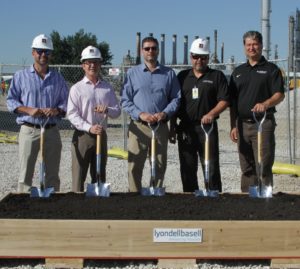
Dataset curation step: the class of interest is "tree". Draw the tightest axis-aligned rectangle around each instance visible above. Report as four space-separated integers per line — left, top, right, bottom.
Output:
49 29 113 65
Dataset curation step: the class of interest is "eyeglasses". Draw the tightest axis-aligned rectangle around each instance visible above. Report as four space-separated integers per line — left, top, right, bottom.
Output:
191 54 209 60
35 49 52 56
83 60 101 66
143 46 158 52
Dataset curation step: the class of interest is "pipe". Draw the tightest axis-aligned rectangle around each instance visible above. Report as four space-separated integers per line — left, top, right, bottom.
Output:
172 34 177 65
213 30 218 63
160 34 165 65
136 32 141 65
221 42 224 63
183 35 188 65
261 0 271 59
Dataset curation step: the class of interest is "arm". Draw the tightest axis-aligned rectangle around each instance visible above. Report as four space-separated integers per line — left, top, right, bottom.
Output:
67 86 92 133
201 100 229 124
252 92 285 113
120 73 142 120
161 71 181 119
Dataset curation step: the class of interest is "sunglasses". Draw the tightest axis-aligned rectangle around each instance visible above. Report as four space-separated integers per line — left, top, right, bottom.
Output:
35 49 52 56
83 60 101 66
191 54 208 60
143 46 158 52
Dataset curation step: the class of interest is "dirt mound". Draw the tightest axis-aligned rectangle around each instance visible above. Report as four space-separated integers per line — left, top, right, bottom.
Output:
0 192 299 220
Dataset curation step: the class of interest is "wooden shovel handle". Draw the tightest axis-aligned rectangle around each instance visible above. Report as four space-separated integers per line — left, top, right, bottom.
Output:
96 134 101 155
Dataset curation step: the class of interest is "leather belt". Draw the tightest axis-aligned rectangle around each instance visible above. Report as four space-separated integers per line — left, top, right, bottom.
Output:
240 114 274 124
22 122 56 129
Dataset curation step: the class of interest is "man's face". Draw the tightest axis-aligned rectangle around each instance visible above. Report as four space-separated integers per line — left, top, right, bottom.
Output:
142 41 159 63
244 37 262 59
190 53 209 72
32 49 52 66
82 59 101 77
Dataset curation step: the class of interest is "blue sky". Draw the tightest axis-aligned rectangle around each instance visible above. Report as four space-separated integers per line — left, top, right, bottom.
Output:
0 0 299 66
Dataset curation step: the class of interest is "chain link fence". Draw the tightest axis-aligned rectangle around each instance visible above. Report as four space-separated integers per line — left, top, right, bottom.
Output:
0 60 299 163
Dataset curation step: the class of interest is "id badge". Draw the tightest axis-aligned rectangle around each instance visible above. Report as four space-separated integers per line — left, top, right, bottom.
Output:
192 87 198 99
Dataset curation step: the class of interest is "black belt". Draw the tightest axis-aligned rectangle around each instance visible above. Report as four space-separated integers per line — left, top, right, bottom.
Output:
240 114 274 124
22 122 56 129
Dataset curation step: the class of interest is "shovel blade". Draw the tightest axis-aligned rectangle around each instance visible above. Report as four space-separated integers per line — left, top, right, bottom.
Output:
30 186 54 198
195 189 219 198
249 185 272 198
86 182 111 197
141 186 165 196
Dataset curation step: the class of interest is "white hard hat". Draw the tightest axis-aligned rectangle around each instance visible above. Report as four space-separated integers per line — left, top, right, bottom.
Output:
190 38 210 55
81 46 102 62
31 34 53 50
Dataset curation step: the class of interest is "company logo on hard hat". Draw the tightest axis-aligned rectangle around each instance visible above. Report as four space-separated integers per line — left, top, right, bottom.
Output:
199 43 203 48
89 48 95 53
42 38 47 44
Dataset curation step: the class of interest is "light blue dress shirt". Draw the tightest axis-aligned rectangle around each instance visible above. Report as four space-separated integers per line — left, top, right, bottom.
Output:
120 63 181 121
7 65 68 125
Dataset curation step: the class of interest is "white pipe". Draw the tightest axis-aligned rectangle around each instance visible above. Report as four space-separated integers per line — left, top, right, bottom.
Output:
261 0 271 59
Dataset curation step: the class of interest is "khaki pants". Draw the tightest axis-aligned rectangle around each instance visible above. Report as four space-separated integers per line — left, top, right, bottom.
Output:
18 125 62 192
127 120 169 192
71 130 107 192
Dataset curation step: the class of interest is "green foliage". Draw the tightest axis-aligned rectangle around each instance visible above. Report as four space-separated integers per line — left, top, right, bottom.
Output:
49 29 113 65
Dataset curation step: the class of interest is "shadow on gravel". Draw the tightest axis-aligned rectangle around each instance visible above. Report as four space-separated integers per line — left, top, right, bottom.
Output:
196 259 271 267
0 258 44 267
0 258 271 268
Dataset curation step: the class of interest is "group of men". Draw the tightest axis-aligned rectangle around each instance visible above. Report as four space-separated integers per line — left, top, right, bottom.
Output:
6 31 285 194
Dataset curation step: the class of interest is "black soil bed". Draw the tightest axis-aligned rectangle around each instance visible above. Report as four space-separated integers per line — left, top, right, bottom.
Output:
0 192 299 220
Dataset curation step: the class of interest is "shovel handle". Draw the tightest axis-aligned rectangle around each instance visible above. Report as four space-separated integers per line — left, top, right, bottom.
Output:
96 134 101 155
257 132 262 164
204 139 209 162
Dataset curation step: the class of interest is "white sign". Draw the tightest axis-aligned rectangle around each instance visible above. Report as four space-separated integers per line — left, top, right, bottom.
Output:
109 68 120 76
153 228 202 243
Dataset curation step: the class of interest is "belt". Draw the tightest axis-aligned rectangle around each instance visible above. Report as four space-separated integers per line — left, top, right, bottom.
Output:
240 114 274 124
22 122 56 129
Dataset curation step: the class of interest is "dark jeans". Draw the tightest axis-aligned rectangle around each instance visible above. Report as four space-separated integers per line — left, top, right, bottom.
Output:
237 118 276 192
177 122 222 192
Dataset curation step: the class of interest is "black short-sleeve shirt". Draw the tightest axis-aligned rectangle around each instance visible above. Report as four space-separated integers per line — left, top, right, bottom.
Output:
229 56 284 119
176 67 229 123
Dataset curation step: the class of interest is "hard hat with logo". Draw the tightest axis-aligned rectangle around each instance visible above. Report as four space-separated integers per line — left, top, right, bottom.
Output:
31 34 53 50
190 38 210 55
81 46 102 62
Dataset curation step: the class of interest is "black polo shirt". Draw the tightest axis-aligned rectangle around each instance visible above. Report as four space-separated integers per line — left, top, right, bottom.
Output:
229 56 284 119
176 67 229 124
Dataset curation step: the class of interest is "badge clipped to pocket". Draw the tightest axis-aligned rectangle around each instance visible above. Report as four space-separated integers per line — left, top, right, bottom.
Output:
192 87 198 99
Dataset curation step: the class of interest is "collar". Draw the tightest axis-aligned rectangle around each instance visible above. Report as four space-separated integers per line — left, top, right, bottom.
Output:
83 76 101 85
246 55 267 67
141 62 160 72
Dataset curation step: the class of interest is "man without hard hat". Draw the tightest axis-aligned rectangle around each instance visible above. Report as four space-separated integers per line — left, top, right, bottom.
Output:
170 37 230 193
121 36 181 192
6 34 69 192
67 46 121 192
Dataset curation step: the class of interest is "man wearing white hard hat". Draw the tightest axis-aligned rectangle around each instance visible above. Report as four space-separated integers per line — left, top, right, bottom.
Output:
67 46 121 192
7 34 68 192
170 38 230 192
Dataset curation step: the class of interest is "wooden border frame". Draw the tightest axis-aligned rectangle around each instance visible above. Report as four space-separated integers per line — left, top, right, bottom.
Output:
0 219 300 259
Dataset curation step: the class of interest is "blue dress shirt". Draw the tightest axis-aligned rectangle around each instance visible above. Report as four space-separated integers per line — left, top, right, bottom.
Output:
7 65 68 125
121 63 181 121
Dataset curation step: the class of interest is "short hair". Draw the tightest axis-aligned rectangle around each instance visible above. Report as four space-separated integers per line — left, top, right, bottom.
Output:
243 31 263 45
142 36 159 48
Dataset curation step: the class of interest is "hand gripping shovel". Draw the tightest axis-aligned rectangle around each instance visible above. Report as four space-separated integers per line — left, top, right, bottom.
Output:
30 117 55 198
249 111 272 198
86 113 110 197
195 122 219 198
141 122 165 196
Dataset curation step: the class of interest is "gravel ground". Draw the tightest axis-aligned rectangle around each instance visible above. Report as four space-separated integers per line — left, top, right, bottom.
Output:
0 95 299 268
